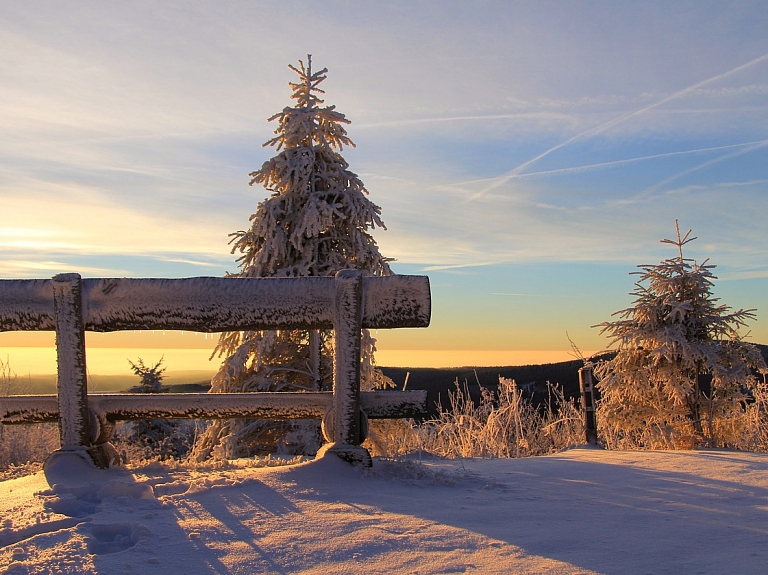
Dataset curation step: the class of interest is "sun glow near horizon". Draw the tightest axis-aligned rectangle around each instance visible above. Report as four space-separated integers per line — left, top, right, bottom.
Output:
0 344 590 377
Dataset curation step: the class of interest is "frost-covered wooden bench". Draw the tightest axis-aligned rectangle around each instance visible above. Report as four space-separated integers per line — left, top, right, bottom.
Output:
0 270 430 468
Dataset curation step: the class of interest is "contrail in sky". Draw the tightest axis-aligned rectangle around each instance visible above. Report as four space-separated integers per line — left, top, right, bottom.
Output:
355 112 570 129
450 140 768 186
469 51 768 201
643 139 768 194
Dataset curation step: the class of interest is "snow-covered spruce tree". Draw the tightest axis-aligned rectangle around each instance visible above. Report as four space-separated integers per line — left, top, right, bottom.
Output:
192 56 393 461
594 222 766 448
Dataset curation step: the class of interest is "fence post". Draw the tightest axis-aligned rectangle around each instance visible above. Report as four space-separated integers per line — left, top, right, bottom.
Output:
321 269 371 466
578 364 598 445
52 273 91 450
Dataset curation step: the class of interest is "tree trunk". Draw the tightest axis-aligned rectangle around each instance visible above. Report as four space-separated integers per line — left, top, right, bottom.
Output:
687 371 705 446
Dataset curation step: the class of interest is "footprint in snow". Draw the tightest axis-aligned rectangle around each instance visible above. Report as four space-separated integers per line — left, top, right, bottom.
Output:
79 522 151 555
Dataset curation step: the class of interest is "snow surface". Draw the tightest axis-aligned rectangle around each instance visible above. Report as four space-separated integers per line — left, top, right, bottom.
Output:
1 447 767 574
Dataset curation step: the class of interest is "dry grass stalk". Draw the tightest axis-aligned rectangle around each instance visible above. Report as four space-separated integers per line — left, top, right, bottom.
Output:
0 358 59 478
367 377 585 459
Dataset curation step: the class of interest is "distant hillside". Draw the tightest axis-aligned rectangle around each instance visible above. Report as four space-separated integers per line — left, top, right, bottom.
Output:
381 361 587 419
8 345 766 420
4 371 216 395
382 343 768 419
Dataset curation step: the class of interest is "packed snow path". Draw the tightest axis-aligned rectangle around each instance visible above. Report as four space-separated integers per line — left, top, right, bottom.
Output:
1 448 767 574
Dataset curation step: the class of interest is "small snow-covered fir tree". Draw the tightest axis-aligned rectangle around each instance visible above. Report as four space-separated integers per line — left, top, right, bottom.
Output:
126 357 169 393
122 358 190 459
594 222 766 448
193 56 393 461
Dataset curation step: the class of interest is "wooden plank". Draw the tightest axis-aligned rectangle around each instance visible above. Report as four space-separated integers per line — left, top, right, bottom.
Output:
92 392 331 421
0 395 60 423
0 391 427 424
362 275 431 329
361 390 427 418
0 275 430 333
0 279 55 331
82 277 335 332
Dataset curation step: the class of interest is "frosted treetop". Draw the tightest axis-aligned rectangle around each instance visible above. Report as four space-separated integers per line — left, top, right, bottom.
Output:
262 55 354 153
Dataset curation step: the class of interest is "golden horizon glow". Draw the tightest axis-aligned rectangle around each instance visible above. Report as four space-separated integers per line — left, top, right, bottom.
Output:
1 346 592 376
1 347 220 377
0 330 221 349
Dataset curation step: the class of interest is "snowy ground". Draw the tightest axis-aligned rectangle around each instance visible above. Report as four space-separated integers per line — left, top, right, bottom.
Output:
1 447 767 574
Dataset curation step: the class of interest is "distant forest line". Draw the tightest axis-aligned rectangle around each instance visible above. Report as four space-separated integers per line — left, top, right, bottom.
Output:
383 343 768 418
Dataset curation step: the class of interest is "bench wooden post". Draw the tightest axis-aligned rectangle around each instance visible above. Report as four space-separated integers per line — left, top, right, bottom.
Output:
321 270 371 465
52 273 90 449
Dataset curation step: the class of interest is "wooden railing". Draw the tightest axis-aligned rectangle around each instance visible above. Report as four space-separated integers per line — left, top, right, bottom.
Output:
0 270 431 468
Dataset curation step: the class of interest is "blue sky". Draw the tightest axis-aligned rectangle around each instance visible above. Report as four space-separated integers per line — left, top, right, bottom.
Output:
1 1 767 364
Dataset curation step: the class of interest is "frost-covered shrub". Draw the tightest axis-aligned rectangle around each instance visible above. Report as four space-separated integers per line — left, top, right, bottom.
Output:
0 423 58 479
193 56 393 461
112 420 196 464
0 359 58 477
121 358 191 461
366 377 584 459
594 223 766 449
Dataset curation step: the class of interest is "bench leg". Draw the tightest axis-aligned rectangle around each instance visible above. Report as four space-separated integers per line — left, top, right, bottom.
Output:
47 273 119 471
326 270 371 466
52 273 91 449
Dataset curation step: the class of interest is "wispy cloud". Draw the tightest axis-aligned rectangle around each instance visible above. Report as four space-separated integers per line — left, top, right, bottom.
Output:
0 259 129 278
718 270 768 281
449 140 768 189
422 261 507 272
664 178 768 195
492 292 584 298
644 140 768 194
159 256 224 268
469 51 768 201
354 112 576 130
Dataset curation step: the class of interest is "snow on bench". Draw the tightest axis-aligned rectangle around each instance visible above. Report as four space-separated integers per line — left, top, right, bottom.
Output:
0 270 431 468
